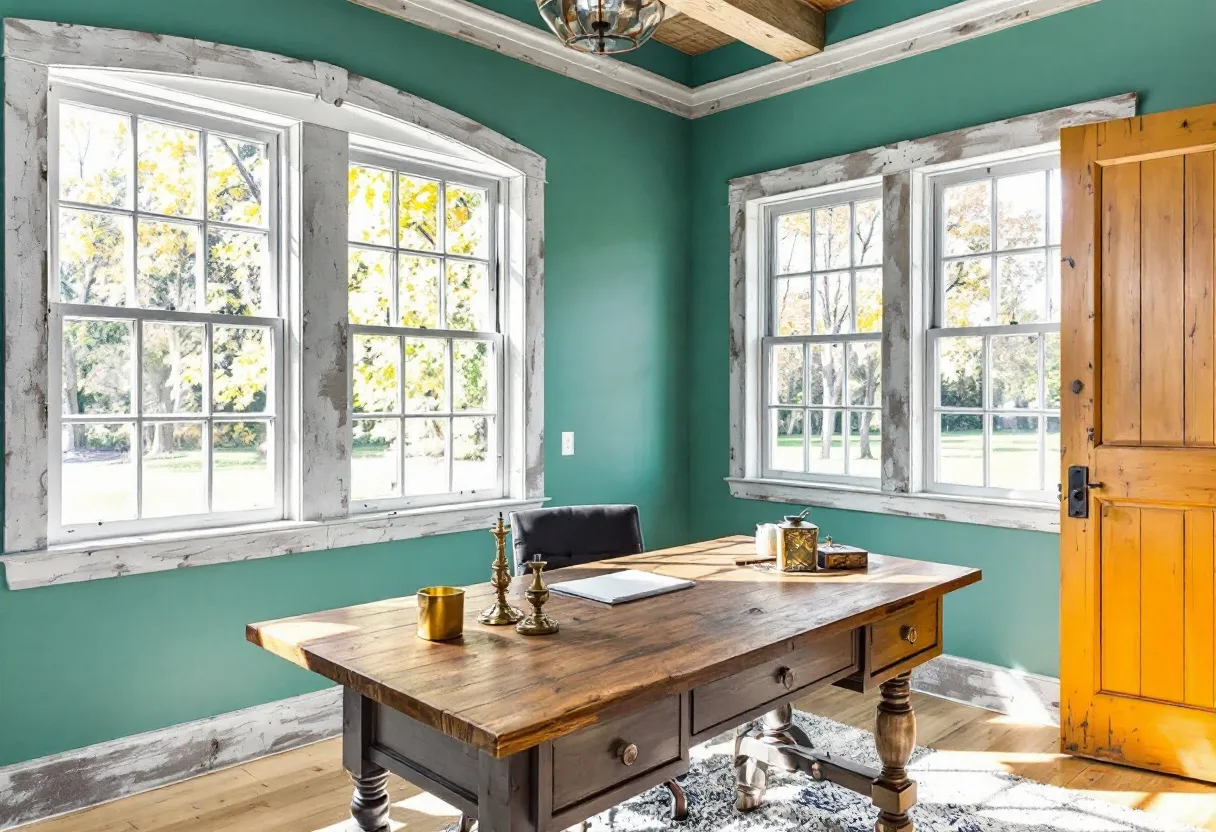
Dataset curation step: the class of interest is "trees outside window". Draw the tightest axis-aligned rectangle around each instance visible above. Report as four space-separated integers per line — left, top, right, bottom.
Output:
764 187 883 484
52 93 283 535
928 154 1062 500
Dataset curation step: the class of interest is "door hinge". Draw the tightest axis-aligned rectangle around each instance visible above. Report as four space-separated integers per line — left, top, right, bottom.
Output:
1067 465 1104 519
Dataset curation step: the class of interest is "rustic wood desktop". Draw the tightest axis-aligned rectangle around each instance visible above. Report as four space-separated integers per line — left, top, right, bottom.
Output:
248 536 980 832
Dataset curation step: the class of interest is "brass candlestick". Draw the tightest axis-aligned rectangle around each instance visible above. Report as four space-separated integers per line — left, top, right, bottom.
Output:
515 558 559 636
478 514 523 626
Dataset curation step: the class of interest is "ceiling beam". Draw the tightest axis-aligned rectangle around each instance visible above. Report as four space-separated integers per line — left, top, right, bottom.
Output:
659 0 825 61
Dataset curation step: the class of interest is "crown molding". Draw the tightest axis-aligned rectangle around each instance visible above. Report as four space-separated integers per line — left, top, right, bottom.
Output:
350 0 1102 119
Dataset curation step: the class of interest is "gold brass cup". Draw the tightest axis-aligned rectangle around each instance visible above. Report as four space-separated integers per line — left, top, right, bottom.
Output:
417 586 466 641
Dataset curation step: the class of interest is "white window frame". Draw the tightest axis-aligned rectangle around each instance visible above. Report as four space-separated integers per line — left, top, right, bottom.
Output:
48 85 290 543
760 183 883 487
1 20 547 589
347 148 507 511
727 95 1140 535
922 153 1062 504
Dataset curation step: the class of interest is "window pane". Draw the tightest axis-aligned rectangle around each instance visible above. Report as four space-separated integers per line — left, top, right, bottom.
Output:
353 334 401 414
855 268 882 333
59 208 131 306
213 326 270 413
853 199 882 266
938 414 983 486
809 344 843 406
453 340 492 411
775 212 810 274
453 416 494 491
398 174 439 252
938 336 983 409
1045 332 1061 409
849 411 881 479
943 180 991 256
352 419 400 500
807 410 845 476
991 335 1040 409
991 414 1040 491
63 318 133 415
142 322 204 414
207 134 268 227
1046 416 1061 490
137 120 201 218
141 422 205 517
997 171 1047 250
348 247 392 326
1049 169 1062 246
446 261 491 331
207 228 267 315
348 165 393 245
446 184 489 259
814 204 850 271
849 342 881 407
399 254 441 328
59 103 131 209
61 423 135 523
997 251 1047 324
404 338 446 413
212 421 273 510
815 272 851 335
943 257 991 327
769 409 804 472
403 418 448 495
137 219 199 311
1048 249 1061 321
775 277 811 336
770 344 804 405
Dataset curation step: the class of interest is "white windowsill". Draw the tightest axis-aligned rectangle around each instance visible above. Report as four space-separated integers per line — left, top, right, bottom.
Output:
726 477 1059 534
0 497 549 590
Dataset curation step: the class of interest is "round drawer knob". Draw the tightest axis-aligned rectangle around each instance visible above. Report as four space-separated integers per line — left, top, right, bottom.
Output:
777 666 796 690
619 742 639 766
901 625 919 645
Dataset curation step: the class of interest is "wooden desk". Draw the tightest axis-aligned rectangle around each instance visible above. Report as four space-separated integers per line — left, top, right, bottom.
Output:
248 536 980 832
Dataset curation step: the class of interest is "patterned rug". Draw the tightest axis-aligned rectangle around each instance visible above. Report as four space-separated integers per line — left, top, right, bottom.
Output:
472 711 1203 832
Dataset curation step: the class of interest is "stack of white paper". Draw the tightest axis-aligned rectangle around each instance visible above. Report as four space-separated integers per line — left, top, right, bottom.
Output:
548 569 694 605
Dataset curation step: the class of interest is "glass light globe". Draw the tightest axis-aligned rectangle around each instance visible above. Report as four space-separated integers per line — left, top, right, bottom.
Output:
537 0 666 55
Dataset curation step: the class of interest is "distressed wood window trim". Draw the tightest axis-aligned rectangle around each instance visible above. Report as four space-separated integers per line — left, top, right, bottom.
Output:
2 20 546 588
727 94 1138 535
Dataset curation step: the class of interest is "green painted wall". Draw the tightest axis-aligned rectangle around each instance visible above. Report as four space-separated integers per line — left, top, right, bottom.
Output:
687 0 1216 681
0 0 691 767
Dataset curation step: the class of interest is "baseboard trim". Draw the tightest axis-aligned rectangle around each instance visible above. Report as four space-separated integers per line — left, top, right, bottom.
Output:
0 657 1059 829
0 687 342 830
912 654 1060 727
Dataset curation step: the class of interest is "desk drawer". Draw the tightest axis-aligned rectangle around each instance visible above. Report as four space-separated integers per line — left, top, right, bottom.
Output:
691 631 857 735
551 695 682 812
870 599 939 673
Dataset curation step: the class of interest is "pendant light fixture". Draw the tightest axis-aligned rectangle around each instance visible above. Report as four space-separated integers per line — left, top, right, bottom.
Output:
537 0 666 55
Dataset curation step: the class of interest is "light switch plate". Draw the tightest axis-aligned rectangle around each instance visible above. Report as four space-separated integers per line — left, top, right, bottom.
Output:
561 432 575 456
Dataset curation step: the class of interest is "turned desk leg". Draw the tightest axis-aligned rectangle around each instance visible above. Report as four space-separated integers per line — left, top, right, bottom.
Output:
734 703 796 811
350 766 391 832
873 673 917 832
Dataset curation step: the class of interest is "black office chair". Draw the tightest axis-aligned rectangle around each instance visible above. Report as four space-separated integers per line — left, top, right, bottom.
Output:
457 505 687 832
509 504 645 576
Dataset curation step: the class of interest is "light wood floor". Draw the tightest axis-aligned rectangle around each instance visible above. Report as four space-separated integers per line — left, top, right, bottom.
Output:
26 686 1216 832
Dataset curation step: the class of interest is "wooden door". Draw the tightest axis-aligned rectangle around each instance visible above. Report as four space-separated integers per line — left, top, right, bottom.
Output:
1062 104 1216 780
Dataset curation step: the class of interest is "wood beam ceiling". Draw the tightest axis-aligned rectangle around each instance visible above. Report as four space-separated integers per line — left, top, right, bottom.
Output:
656 0 850 57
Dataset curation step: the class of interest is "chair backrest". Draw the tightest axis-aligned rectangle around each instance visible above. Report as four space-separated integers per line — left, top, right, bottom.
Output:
508 505 644 576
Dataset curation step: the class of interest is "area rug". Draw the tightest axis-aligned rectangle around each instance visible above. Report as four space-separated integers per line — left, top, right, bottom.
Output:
458 711 1203 832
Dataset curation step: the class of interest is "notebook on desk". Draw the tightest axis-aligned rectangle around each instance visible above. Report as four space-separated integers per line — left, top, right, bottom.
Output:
548 569 694 605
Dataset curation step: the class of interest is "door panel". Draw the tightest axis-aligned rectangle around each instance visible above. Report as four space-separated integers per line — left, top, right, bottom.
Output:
1063 104 1216 781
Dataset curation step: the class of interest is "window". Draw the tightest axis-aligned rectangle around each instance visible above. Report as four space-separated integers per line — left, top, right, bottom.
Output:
926 154 1062 501
346 153 503 510
50 89 285 541
763 185 883 484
